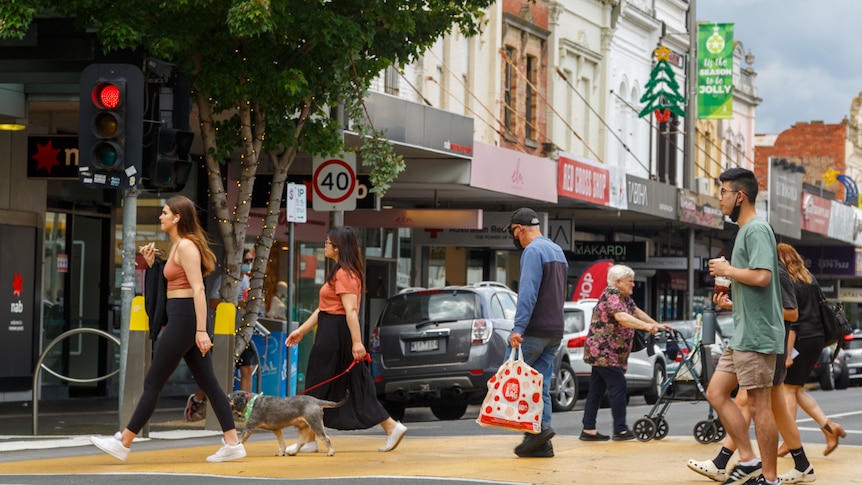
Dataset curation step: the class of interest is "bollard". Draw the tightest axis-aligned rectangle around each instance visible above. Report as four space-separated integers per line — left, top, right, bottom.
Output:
288 321 299 396
122 296 152 437
701 306 716 345
207 302 236 431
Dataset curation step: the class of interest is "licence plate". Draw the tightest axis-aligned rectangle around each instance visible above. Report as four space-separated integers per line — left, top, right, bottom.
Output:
410 339 439 352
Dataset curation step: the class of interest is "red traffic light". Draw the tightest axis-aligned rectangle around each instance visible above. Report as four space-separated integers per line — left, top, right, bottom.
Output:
92 82 122 109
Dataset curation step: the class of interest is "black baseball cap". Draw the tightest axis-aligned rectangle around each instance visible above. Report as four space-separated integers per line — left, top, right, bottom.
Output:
509 207 540 226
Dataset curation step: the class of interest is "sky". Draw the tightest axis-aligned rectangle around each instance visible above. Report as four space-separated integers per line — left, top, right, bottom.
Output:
697 0 862 134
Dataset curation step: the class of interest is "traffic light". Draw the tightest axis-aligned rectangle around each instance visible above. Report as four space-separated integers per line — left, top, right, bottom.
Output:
146 126 195 190
78 64 144 189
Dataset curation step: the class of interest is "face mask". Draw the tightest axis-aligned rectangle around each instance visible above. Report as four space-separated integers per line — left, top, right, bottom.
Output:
241 264 251 273
729 202 741 223
512 235 523 251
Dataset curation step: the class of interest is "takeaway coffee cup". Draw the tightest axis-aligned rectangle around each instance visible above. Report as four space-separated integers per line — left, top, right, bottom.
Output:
710 256 730 296
714 275 731 296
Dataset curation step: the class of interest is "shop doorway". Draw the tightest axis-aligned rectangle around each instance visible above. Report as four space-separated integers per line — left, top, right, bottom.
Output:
42 207 113 398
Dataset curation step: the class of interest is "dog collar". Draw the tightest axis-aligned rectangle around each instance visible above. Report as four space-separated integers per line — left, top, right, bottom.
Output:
242 393 261 421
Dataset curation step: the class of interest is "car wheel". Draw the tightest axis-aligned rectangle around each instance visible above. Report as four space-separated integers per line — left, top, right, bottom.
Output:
836 361 850 390
381 401 406 422
643 364 665 405
430 403 468 420
819 363 836 391
552 361 578 412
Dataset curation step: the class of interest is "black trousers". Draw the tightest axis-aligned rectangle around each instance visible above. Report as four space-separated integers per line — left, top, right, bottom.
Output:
127 298 235 434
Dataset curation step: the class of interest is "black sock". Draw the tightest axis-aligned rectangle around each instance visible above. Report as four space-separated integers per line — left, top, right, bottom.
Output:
790 447 810 472
713 446 734 469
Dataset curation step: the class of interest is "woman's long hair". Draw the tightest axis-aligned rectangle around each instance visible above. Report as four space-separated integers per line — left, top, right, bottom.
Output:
325 226 365 291
777 242 812 285
166 195 216 276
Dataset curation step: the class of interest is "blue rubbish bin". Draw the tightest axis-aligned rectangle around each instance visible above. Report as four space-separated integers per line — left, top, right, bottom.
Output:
250 318 290 397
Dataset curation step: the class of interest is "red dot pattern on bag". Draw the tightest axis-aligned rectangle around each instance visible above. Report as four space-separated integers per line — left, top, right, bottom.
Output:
518 400 529 414
502 378 520 402
532 392 541 403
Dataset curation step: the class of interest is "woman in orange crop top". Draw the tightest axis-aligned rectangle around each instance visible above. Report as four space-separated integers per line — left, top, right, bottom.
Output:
286 226 407 453
91 195 246 463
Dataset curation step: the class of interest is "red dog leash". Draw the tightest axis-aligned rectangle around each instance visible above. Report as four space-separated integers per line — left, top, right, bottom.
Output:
299 354 371 395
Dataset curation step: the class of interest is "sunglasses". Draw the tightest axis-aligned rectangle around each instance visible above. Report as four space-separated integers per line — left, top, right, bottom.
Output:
507 225 519 236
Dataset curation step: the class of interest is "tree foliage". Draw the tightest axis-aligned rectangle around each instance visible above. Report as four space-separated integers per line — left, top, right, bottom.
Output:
2 0 494 355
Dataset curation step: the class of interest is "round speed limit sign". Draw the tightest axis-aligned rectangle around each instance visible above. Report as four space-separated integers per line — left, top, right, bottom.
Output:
312 153 357 211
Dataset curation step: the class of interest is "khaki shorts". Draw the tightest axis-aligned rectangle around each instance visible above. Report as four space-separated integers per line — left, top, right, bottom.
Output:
715 348 776 390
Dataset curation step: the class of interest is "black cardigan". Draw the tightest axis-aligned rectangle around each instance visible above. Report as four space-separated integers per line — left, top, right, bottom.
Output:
144 258 168 341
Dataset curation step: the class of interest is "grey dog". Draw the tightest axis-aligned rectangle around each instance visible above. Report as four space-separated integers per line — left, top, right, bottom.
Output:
229 390 349 457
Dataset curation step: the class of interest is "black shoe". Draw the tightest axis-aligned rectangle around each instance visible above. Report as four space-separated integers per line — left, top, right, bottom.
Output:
514 427 555 455
579 430 610 442
516 440 553 458
612 429 635 441
722 461 762 485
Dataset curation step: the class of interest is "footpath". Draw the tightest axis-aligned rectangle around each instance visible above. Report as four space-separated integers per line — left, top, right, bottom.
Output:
0 398 857 484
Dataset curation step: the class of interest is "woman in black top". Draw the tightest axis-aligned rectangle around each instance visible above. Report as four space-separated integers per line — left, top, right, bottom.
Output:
778 243 846 456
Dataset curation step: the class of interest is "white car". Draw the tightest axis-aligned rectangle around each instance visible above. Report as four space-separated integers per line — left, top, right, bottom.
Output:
563 299 667 404
842 330 862 384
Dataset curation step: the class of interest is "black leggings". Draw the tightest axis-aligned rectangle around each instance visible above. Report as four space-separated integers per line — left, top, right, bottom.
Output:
126 298 235 434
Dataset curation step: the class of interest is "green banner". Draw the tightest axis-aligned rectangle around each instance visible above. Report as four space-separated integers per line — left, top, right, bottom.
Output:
697 23 734 119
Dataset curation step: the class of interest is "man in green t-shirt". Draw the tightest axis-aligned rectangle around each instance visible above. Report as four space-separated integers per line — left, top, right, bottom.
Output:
707 168 784 485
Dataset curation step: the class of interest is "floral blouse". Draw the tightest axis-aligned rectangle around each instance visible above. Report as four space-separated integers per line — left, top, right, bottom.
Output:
583 286 637 371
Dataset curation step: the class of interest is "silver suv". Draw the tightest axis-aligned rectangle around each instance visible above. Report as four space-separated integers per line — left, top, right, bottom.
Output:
370 282 519 421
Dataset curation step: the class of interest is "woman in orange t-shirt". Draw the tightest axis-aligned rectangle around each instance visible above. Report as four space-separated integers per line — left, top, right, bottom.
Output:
286 226 407 452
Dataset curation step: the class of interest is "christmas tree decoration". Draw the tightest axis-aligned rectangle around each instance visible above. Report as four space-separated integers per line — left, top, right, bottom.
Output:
639 45 686 122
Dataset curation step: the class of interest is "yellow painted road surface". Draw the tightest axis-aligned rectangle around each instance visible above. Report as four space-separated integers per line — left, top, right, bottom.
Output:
0 435 857 484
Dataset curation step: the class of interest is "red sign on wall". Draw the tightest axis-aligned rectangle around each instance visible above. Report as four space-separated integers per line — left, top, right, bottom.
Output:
557 155 609 206
57 254 68 273
801 192 831 236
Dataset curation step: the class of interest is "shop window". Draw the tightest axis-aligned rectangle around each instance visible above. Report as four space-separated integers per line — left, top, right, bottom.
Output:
503 46 517 135
525 55 537 142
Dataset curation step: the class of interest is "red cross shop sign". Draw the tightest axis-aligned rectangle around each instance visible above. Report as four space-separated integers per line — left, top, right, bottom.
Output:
313 153 357 211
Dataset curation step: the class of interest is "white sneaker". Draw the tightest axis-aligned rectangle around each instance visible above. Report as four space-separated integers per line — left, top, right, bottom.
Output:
285 441 318 454
779 465 816 484
206 442 246 462
379 422 407 452
91 434 130 461
686 458 725 482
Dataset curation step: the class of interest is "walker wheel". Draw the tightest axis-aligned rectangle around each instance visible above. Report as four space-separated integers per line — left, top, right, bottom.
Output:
654 416 669 440
693 420 717 444
633 417 656 442
712 420 726 442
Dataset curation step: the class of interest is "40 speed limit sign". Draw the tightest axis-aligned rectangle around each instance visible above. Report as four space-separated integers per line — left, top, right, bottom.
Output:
312 153 357 211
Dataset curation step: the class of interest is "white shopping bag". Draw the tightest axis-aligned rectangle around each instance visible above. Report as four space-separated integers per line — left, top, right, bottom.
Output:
475 347 543 434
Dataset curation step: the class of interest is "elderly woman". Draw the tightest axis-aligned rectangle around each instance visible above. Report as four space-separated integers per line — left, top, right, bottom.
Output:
580 264 672 441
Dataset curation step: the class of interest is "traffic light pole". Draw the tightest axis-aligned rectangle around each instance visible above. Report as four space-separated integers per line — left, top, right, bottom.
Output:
119 188 140 432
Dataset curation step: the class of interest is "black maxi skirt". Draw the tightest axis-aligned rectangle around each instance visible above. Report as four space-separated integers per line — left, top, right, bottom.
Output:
304 311 389 430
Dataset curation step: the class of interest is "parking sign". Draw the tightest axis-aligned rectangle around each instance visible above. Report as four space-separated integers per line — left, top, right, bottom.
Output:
286 182 307 223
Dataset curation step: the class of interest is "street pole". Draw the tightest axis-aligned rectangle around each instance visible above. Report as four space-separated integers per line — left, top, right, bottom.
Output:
119 188 138 430
686 0 698 319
